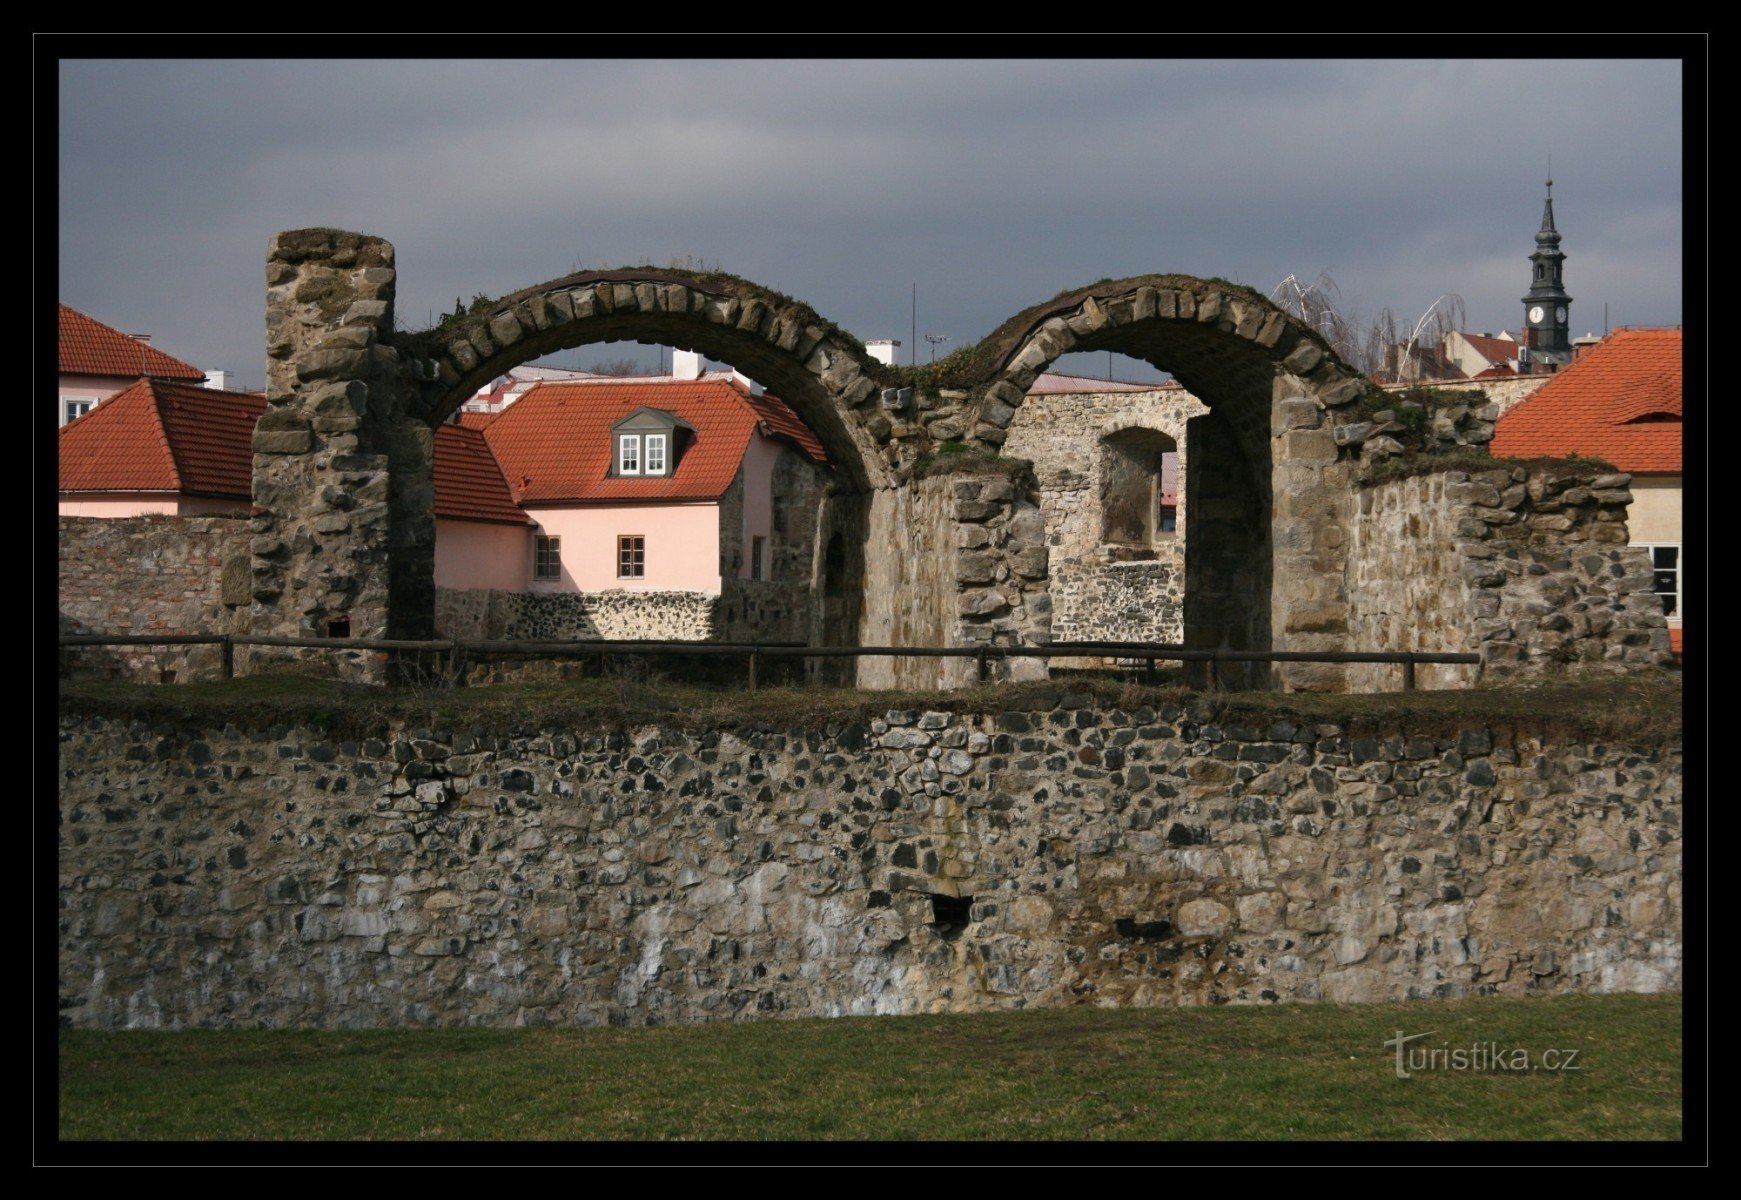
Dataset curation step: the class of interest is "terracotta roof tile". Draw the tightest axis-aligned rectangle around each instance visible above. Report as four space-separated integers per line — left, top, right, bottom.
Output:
61 381 530 525
484 379 830 504
740 390 828 464
434 424 531 525
58 379 261 497
456 411 498 430
1490 328 1683 474
59 304 205 381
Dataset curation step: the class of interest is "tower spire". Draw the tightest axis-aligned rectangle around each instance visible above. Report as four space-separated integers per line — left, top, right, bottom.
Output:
1538 177 1559 242
1523 177 1572 371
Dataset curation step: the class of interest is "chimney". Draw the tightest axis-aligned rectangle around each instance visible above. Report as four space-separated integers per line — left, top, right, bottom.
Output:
203 369 233 391
865 339 901 366
673 349 704 380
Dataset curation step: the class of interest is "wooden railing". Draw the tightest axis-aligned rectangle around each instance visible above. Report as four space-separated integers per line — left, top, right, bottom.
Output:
58 633 1482 692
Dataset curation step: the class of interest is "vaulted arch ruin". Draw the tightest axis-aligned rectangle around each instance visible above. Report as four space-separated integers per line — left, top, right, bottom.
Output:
247 231 1479 691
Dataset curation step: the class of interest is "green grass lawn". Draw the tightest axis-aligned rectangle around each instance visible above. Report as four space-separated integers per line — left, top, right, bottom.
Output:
57 994 1682 1142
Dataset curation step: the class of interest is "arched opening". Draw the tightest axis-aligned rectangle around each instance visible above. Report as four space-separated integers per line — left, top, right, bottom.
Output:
978 276 1364 690
417 320 869 659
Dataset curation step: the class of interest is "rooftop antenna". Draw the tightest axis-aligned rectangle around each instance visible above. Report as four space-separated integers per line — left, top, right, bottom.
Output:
911 284 917 367
925 333 950 363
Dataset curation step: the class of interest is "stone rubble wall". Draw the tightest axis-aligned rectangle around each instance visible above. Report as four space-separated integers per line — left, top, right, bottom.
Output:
1378 375 1546 418
1448 466 1673 676
254 229 413 663
1052 561 1183 644
715 579 815 646
58 515 252 682
1345 465 1672 685
434 587 717 642
57 697 1680 1029
1345 475 1480 692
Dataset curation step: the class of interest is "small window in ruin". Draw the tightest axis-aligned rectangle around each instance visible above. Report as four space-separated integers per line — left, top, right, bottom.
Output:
1099 427 1178 552
929 892 973 939
325 616 351 639
751 535 766 581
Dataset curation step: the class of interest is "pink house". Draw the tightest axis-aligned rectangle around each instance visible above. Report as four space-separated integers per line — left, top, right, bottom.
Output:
59 363 833 644
476 373 831 598
57 303 208 426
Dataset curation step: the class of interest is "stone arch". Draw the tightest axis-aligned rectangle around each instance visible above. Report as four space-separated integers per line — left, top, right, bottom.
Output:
968 277 1369 690
251 231 895 668
412 271 892 492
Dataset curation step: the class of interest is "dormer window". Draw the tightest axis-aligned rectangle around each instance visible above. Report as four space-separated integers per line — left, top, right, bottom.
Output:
610 408 693 478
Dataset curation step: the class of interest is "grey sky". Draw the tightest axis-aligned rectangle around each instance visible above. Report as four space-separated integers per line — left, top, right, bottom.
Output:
58 56 1685 390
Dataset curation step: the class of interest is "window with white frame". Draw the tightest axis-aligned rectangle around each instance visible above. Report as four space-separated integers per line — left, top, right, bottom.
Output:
62 396 99 425
644 433 667 475
1639 543 1681 620
533 535 562 581
618 434 641 475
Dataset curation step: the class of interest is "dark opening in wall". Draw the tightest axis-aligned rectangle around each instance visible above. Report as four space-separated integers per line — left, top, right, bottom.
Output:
1099 427 1178 555
930 892 973 939
325 616 351 639
1115 917 1174 941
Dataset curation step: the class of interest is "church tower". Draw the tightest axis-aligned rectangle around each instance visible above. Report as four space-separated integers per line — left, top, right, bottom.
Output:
1521 179 1574 371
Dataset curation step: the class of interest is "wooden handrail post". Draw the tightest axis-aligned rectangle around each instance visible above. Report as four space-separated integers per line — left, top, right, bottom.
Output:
976 646 989 684
748 645 760 691
221 636 234 680
1403 656 1417 693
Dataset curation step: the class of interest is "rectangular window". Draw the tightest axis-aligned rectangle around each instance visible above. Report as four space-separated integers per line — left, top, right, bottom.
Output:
751 535 766 581
618 433 640 475
645 433 667 475
1644 544 1681 619
62 396 98 425
534 535 562 581
618 535 645 579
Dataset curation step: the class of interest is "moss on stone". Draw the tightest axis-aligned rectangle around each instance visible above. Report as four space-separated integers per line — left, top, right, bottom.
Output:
58 671 1680 747
1359 448 1620 489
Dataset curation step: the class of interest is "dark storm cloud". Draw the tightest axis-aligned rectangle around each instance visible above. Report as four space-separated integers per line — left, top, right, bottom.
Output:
58 57 1683 389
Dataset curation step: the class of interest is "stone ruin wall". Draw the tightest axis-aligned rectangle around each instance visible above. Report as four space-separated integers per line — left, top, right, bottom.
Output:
1345 474 1480 691
435 587 718 642
58 515 253 682
1003 386 1208 645
1343 465 1672 689
859 472 1052 690
58 696 1681 1030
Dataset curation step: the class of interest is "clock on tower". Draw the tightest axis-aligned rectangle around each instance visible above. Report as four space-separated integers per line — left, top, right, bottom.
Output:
1521 179 1573 370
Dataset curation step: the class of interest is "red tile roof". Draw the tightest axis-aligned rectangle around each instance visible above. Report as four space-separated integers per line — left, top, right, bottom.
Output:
483 378 830 504
59 304 205 381
59 379 261 498
434 424 531 525
455 411 498 430
60 380 527 525
1490 328 1682 474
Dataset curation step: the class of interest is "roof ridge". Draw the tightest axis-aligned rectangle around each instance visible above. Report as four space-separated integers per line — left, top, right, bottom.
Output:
146 380 189 493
